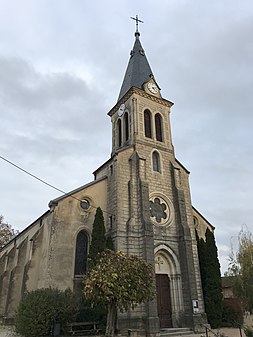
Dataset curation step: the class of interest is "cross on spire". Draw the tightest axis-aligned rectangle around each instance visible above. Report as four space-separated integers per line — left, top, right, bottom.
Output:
130 15 144 34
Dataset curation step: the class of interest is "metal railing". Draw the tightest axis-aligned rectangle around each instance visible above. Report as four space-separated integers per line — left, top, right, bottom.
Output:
203 323 243 337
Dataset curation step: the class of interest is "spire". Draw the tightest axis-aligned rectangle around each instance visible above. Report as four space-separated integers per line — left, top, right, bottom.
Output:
117 17 154 101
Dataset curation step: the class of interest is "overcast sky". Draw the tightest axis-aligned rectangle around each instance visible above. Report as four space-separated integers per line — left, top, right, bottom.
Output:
0 0 252 274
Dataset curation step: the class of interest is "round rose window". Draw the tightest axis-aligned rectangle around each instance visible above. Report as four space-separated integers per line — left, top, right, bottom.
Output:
149 194 174 227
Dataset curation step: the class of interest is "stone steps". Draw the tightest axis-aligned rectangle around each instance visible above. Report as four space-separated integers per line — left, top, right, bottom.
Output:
160 327 195 337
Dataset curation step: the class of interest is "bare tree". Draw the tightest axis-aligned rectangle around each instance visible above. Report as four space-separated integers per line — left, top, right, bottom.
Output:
226 227 253 313
0 215 19 249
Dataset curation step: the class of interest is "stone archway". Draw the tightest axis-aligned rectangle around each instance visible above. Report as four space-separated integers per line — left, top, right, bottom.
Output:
154 245 184 328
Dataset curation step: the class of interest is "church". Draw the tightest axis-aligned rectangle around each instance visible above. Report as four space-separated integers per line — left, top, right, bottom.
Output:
0 22 215 336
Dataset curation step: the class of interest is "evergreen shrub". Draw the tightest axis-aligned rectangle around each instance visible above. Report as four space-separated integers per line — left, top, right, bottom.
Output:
88 207 106 269
15 288 78 337
196 229 223 328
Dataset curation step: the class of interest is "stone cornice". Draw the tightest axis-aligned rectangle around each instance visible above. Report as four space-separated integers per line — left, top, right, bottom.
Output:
108 87 174 117
135 139 175 154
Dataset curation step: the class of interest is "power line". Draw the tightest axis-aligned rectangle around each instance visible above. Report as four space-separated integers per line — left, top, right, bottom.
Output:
0 155 114 217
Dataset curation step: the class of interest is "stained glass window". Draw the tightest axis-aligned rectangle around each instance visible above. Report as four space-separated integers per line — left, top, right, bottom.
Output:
150 198 167 223
152 151 160 172
74 231 88 276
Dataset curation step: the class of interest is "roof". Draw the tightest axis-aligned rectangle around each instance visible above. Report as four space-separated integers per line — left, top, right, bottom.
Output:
0 210 50 252
118 32 154 101
222 276 235 288
48 175 107 206
192 205 215 230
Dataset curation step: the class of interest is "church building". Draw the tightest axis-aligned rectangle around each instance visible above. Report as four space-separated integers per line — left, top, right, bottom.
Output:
0 23 215 336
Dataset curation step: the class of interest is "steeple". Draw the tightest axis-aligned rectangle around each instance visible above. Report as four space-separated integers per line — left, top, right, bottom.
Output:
118 24 155 101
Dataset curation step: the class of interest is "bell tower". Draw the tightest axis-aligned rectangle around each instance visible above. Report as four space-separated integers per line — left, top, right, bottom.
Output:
110 24 174 157
97 19 207 336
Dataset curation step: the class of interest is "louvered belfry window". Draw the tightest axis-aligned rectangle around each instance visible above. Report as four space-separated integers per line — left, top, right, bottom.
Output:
155 113 163 142
117 119 122 147
124 112 129 142
144 109 152 138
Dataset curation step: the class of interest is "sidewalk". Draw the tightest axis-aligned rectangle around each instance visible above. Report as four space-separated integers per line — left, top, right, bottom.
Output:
0 326 248 337
186 328 246 337
0 325 20 337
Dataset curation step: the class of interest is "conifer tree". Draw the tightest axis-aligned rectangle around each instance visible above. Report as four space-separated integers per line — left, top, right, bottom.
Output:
80 207 114 325
196 231 206 293
196 228 223 328
88 207 106 269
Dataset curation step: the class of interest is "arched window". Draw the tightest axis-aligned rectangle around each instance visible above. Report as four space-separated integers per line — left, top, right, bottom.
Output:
193 216 199 228
74 230 88 276
117 119 122 147
155 113 163 142
152 151 160 172
144 109 152 138
124 112 129 142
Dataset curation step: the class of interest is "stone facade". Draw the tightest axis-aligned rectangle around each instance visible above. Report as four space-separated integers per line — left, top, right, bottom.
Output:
0 31 216 336
0 177 107 318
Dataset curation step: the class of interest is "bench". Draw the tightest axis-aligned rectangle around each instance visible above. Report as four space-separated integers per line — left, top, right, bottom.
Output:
67 321 100 335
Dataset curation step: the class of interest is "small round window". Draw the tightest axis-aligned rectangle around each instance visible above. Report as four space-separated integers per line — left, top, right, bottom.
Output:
80 199 90 210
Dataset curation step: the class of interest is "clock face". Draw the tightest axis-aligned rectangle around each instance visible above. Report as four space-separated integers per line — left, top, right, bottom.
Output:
118 104 125 116
148 82 158 94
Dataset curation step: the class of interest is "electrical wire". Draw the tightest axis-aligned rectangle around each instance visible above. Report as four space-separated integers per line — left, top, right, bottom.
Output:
0 155 114 217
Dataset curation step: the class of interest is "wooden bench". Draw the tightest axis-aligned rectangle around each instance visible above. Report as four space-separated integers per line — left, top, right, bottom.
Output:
67 321 100 335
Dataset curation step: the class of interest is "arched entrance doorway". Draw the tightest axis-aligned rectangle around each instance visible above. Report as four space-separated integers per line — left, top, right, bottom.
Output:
155 245 184 328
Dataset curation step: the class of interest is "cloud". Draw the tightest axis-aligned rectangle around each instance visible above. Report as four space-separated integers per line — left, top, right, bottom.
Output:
0 55 111 230
0 56 111 162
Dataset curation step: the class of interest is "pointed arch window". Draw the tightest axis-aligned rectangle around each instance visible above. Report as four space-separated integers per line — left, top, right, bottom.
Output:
117 119 122 147
124 112 129 142
152 151 161 173
144 109 152 138
74 230 88 276
155 113 163 142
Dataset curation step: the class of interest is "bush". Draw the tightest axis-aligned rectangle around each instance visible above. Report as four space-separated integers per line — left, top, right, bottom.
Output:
15 288 79 337
222 298 244 327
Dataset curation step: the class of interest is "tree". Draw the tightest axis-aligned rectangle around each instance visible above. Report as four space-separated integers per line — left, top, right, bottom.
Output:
226 228 253 313
78 207 113 327
0 215 18 249
83 250 155 337
88 207 106 269
196 228 223 328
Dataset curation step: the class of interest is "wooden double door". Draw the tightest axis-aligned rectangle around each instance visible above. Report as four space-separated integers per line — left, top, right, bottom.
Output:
156 274 172 328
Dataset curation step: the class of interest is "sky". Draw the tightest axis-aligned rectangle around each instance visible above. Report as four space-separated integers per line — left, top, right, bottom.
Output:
0 0 252 275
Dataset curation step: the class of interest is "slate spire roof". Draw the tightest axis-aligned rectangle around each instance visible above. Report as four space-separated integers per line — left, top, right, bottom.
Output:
118 31 154 101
